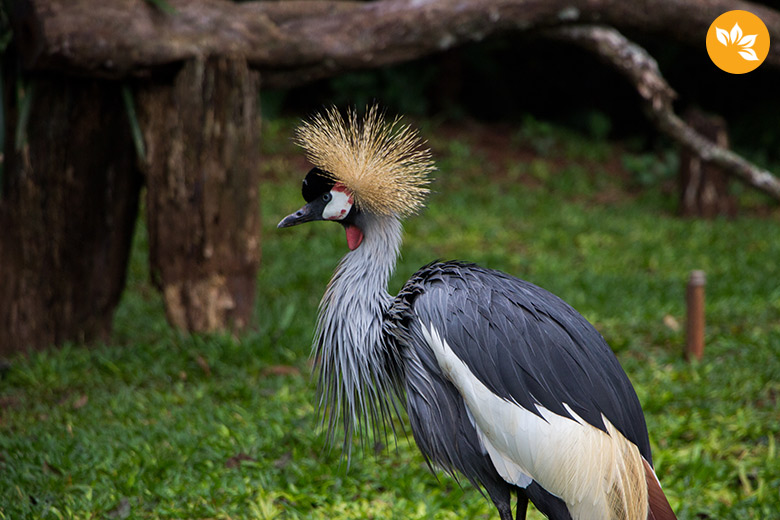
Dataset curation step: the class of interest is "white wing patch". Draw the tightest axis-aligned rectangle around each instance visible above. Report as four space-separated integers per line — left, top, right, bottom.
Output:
421 322 648 520
464 405 532 488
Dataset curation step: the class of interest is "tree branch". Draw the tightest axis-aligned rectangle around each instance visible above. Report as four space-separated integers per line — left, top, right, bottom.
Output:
549 25 780 201
13 0 780 87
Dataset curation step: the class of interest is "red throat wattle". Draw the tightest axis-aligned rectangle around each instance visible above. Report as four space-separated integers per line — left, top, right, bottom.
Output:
345 225 364 250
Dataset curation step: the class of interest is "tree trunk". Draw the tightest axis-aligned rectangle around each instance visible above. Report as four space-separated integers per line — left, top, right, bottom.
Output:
137 56 261 332
0 68 142 354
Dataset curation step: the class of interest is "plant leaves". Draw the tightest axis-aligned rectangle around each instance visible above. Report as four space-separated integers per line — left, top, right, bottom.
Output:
144 0 177 14
121 85 146 161
739 48 759 61
716 27 730 46
730 22 743 45
738 34 757 48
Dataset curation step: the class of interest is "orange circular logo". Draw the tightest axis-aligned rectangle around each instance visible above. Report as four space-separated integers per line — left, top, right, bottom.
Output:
706 10 770 74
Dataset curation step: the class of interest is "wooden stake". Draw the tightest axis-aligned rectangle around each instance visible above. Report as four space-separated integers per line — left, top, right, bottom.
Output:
686 270 706 361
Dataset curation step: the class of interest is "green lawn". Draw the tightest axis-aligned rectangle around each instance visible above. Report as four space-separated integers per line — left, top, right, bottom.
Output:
1 117 779 519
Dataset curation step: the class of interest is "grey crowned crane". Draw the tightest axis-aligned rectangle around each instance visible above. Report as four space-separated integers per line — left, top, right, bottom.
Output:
278 106 677 520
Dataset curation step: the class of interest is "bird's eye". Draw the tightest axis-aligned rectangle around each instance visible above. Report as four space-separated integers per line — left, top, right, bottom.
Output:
322 193 332 203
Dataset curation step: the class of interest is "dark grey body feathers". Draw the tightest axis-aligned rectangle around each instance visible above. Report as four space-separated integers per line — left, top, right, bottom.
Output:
385 261 651 519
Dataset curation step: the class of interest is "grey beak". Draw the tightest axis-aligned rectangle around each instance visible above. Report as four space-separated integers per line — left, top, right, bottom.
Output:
278 202 319 229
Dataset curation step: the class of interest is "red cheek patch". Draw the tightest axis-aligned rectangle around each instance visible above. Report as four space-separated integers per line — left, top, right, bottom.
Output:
345 225 364 250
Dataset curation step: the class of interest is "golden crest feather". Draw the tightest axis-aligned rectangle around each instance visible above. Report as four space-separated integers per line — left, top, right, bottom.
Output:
294 105 435 217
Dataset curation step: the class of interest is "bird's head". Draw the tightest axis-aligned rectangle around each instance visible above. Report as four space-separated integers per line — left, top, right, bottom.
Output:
277 166 365 249
277 105 435 250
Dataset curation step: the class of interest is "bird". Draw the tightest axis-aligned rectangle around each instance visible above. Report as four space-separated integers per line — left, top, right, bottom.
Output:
278 105 677 520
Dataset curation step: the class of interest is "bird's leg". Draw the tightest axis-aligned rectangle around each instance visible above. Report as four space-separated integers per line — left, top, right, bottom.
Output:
515 492 528 520
496 503 514 520
488 488 514 520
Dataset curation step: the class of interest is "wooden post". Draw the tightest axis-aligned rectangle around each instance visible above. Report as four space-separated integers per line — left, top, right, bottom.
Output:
685 270 706 361
0 69 142 354
137 56 261 332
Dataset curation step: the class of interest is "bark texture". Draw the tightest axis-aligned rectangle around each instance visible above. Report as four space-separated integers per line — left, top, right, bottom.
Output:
0 73 142 354
137 56 261 332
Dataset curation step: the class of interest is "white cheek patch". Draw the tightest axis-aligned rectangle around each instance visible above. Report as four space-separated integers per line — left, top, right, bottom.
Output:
322 186 354 221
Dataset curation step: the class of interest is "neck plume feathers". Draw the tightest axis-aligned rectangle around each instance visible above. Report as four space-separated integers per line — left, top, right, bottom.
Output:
313 214 404 456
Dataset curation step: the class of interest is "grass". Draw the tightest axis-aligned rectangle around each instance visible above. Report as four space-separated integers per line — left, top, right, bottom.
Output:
1 116 779 519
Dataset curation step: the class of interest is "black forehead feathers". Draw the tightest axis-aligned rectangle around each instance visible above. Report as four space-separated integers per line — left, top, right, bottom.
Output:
302 167 335 203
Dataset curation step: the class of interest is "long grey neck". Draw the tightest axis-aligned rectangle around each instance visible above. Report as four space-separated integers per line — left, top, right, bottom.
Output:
313 213 403 454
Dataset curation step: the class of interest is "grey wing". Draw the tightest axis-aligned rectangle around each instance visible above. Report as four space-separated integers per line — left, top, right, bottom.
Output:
404 261 652 464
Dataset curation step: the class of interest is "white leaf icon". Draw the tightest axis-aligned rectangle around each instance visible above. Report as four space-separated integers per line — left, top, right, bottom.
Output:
713 21 761 63
716 27 730 46
739 48 759 61
738 34 757 48
730 22 743 44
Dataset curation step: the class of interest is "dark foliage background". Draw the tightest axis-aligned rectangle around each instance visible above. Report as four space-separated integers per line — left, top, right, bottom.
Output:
265 27 780 170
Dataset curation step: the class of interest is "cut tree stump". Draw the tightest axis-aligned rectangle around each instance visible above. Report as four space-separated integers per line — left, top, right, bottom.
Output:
137 56 261 332
679 109 736 218
0 72 142 354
